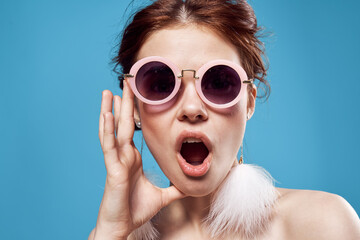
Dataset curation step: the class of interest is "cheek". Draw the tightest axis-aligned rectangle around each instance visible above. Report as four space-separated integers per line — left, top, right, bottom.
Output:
141 114 169 153
141 122 173 179
139 104 177 172
137 99 178 138
211 102 247 163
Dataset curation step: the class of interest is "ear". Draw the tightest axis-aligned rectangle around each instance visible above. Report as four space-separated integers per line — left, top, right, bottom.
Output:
133 99 141 127
246 84 257 120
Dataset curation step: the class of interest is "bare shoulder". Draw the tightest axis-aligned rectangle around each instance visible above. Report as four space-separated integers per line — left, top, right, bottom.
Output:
275 188 360 240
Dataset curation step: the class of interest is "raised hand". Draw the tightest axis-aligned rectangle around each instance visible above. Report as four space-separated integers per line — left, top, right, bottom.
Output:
90 80 185 240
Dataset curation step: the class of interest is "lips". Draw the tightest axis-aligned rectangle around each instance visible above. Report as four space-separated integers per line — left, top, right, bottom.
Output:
176 131 212 177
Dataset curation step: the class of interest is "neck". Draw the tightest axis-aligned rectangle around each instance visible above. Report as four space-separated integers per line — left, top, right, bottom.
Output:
181 195 212 222
156 193 212 237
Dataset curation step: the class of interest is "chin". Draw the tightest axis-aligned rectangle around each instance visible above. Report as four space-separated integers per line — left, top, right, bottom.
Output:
171 174 221 197
179 185 214 197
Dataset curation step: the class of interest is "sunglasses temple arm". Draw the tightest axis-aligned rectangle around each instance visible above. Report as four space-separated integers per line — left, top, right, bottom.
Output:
243 78 254 84
123 74 134 78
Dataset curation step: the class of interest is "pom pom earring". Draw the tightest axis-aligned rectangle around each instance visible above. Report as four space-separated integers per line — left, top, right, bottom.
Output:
203 145 278 239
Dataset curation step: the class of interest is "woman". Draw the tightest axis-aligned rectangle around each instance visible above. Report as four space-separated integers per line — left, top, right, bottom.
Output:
89 0 360 239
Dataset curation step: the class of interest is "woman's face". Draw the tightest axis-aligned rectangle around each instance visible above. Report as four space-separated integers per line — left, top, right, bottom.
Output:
135 25 255 196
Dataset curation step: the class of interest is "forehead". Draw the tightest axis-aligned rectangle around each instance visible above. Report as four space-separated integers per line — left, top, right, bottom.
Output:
136 25 241 69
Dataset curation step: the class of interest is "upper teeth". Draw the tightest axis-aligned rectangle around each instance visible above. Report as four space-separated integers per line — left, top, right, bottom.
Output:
183 137 202 143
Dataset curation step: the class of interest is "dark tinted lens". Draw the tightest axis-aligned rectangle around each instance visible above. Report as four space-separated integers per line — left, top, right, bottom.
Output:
136 61 175 101
201 65 241 104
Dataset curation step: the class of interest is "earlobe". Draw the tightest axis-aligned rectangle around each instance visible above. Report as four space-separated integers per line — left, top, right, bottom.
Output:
246 84 257 120
134 102 141 129
134 119 141 129
246 112 252 121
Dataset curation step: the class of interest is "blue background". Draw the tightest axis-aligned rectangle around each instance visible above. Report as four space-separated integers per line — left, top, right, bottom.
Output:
1 0 359 239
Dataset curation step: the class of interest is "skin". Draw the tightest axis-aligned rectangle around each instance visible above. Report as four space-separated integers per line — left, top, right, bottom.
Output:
90 25 360 240
134 25 251 197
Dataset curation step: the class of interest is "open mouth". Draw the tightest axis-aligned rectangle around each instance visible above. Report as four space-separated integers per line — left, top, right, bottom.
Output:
180 138 209 166
176 131 212 177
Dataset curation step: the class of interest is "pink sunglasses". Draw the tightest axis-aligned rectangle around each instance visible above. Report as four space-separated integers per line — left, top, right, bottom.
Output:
123 56 253 109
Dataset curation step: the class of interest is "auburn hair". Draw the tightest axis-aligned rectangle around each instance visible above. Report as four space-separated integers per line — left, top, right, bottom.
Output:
113 0 270 99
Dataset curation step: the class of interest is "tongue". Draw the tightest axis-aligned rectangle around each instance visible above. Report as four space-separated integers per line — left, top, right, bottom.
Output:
180 142 209 165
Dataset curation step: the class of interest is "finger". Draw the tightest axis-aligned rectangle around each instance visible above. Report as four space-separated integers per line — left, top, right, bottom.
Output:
160 186 186 208
113 95 121 136
118 80 135 145
99 90 113 147
102 112 120 172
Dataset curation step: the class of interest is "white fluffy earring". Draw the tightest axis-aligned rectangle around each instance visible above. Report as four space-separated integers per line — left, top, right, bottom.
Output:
203 149 278 239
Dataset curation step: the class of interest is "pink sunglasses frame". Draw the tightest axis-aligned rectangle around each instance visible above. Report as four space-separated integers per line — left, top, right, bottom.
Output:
124 56 253 109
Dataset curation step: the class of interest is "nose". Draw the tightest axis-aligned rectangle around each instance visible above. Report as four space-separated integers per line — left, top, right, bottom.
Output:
176 74 208 123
